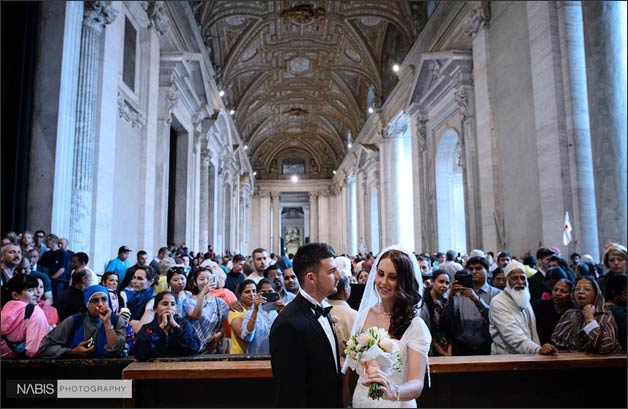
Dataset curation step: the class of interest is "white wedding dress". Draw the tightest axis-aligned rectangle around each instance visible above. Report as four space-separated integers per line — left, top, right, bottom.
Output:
350 311 431 408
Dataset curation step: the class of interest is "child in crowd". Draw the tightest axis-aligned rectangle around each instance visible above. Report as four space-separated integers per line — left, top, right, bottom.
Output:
133 291 200 361
1 275 49 358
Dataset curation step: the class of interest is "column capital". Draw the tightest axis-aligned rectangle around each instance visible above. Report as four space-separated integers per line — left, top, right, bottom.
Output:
385 118 408 139
270 191 282 200
309 191 319 200
84 1 118 31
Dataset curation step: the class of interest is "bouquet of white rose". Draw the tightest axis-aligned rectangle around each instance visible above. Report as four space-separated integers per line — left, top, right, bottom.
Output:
344 326 402 400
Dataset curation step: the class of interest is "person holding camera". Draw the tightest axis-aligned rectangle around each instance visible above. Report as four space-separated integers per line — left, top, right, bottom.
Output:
444 256 501 355
241 278 283 354
182 267 229 353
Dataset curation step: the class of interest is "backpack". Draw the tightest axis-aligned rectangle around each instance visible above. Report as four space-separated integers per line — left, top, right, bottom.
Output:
2 303 36 357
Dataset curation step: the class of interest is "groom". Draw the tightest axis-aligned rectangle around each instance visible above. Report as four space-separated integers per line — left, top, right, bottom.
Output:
270 242 342 407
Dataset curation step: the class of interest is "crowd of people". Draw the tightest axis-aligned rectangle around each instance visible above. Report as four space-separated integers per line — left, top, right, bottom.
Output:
1 230 626 390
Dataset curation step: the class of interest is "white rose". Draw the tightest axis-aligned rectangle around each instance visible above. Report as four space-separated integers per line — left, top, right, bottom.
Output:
379 338 394 353
357 332 370 348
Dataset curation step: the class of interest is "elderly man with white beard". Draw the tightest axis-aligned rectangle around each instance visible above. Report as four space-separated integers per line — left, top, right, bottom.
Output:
489 261 559 355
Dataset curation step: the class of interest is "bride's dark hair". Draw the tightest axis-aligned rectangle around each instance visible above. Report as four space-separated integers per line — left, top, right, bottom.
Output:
378 250 422 339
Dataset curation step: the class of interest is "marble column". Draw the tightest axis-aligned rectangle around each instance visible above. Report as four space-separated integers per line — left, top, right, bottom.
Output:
50 1 83 237
258 191 271 251
346 176 357 255
271 192 281 254
380 120 405 247
240 187 249 254
318 191 329 244
70 0 117 255
582 1 627 249
199 146 210 252
554 1 600 258
309 192 319 243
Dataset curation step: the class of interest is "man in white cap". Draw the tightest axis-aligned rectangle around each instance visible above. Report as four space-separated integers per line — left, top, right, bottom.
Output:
489 261 559 355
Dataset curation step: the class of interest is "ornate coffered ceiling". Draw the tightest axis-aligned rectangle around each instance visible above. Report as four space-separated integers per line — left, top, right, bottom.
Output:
191 0 419 180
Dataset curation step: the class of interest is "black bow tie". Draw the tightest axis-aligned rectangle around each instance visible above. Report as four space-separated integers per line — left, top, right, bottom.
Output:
306 300 333 319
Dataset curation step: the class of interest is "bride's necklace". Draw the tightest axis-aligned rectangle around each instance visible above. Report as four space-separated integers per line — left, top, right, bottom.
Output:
376 304 393 316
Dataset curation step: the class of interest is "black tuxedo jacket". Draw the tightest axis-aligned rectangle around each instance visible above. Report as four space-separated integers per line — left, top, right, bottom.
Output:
270 293 342 408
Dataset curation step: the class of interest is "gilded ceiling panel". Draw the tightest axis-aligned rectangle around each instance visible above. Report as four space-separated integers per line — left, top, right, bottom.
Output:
192 0 414 179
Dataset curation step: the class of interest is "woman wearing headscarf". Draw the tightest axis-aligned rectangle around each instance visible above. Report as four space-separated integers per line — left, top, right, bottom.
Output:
551 276 621 354
38 285 127 358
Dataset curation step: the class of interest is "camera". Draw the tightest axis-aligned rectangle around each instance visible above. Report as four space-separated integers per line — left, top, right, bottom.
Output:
261 292 280 303
455 270 473 288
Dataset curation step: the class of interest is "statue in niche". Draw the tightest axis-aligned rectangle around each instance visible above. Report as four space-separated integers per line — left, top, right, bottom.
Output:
310 158 319 177
285 227 301 249
269 159 278 178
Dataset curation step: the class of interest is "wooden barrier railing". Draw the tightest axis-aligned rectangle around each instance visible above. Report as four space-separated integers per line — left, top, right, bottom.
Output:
121 352 627 408
2 353 625 408
122 352 626 380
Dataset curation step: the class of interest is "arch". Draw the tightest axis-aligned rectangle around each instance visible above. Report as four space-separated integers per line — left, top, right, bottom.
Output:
435 128 467 254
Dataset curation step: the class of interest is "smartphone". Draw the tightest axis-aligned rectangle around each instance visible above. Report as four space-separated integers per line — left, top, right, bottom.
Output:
261 291 280 303
261 292 280 311
86 337 94 348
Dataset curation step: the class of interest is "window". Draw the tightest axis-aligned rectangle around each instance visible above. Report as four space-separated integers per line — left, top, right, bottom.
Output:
282 159 305 175
123 16 137 92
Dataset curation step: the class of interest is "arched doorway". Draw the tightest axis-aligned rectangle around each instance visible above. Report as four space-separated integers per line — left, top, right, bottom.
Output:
435 129 467 254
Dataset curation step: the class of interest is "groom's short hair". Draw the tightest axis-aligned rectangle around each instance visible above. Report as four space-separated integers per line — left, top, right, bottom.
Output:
293 242 336 285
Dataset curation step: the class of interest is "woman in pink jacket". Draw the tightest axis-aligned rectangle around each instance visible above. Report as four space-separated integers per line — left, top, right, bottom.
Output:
1 275 49 358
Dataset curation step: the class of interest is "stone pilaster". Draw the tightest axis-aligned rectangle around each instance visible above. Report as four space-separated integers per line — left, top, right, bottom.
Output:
70 1 117 254
199 146 211 252
309 191 319 242
582 1 627 251
346 176 357 255
317 190 329 244
271 192 281 254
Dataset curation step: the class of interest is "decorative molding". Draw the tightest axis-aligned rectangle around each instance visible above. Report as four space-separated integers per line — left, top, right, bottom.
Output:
117 91 145 129
463 1 491 38
144 1 170 36
83 1 118 31
279 4 326 24
417 118 428 152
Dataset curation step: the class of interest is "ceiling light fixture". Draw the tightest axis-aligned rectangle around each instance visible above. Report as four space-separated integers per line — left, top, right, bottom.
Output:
229 109 235 115
348 143 352 149
253 171 257 176
368 107 374 114
291 175 298 183
332 170 337 175
244 145 248 150
219 90 225 97
392 64 400 72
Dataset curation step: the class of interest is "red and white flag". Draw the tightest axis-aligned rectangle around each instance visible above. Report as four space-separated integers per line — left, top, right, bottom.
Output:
563 211 572 246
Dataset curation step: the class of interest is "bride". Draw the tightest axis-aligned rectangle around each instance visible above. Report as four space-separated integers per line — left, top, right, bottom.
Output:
343 245 431 408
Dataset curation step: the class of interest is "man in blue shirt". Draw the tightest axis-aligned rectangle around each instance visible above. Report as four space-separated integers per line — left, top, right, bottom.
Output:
105 246 132 284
